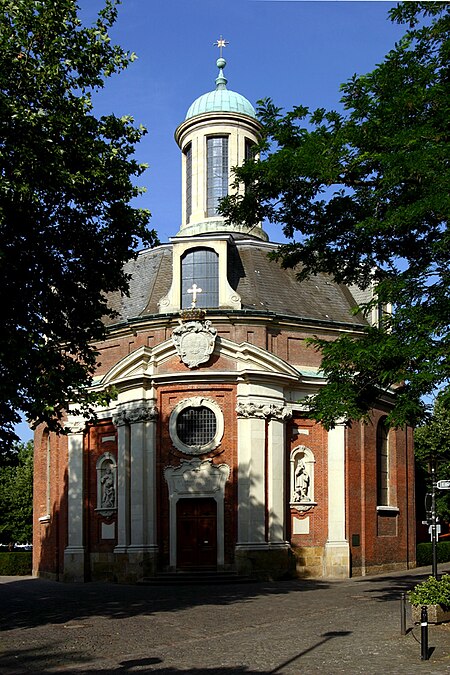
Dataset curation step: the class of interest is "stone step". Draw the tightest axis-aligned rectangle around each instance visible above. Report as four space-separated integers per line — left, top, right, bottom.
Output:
138 571 255 586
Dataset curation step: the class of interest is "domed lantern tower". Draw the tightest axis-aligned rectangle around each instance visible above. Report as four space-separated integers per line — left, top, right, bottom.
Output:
174 53 267 241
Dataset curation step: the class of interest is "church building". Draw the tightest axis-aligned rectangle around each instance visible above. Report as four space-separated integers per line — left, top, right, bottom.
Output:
33 52 416 583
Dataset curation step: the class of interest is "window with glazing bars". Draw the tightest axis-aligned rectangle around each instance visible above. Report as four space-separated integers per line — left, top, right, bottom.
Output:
185 143 192 221
207 136 228 217
181 248 219 308
244 138 256 194
376 418 389 506
176 407 217 446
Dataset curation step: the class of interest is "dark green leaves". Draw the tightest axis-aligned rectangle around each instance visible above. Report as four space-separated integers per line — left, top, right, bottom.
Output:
0 1 158 448
221 2 450 428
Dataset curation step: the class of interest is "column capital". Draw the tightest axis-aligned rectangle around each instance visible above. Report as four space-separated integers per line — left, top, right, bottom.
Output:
66 417 86 435
128 402 158 423
112 402 159 426
236 401 291 421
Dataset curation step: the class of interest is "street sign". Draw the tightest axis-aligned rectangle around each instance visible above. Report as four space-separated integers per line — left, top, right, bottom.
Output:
437 480 450 490
429 524 441 541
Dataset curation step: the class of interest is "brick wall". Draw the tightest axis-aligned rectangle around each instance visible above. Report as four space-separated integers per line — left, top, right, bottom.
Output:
33 425 68 580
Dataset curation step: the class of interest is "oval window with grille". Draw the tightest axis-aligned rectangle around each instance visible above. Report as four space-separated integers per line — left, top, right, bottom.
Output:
169 397 223 455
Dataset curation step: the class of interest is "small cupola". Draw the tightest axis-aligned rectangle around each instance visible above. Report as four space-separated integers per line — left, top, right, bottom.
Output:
174 46 267 241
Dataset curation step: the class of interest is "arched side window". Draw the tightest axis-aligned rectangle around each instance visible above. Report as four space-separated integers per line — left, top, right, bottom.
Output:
38 431 51 523
96 452 117 514
376 417 389 506
207 136 228 217
181 247 219 308
290 446 316 504
244 138 257 195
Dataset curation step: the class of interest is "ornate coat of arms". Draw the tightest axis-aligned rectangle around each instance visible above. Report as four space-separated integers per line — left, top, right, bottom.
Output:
172 319 217 368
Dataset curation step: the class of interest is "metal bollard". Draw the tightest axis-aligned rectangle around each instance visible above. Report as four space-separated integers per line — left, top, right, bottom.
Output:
400 592 407 635
421 605 429 660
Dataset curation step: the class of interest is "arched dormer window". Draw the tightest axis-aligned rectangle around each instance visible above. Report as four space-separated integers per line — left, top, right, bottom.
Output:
376 417 389 506
181 248 219 308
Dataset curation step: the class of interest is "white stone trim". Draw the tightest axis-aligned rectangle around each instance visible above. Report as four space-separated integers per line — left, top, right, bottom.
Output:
236 413 266 545
64 418 86 581
129 403 158 552
376 505 399 513
158 237 242 313
324 425 350 577
114 423 130 553
66 422 85 550
267 417 287 544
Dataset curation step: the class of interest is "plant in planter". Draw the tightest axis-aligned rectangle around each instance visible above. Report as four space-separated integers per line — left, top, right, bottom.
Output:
408 574 450 624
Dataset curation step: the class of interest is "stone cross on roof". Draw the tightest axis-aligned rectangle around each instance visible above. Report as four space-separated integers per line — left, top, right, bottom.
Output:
187 283 202 308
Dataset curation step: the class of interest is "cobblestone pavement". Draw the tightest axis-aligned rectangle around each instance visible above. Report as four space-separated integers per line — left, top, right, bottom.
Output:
1 565 449 674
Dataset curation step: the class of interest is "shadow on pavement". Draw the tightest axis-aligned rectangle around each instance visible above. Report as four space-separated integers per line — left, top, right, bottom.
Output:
0 631 353 674
0 576 331 632
355 566 450 602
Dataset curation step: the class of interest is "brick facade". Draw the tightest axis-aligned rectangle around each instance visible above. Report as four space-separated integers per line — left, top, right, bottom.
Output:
33 318 416 582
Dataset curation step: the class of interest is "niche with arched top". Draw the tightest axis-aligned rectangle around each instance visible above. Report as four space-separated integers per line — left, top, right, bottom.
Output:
290 446 316 510
96 452 117 516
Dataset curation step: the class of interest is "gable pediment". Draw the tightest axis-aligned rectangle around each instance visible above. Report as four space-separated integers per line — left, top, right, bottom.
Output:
97 337 301 389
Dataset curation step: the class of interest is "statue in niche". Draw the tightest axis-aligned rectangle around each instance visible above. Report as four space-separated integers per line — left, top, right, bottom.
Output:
101 464 115 508
293 459 310 502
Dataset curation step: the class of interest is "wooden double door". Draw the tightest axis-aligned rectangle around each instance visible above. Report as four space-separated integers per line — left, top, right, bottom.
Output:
177 498 217 569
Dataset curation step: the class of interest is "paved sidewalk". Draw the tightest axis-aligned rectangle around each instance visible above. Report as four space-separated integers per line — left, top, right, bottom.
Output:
1 565 449 674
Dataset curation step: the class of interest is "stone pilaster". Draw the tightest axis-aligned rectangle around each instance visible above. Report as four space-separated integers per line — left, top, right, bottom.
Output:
267 415 289 545
127 402 158 550
235 402 266 546
235 401 291 579
112 401 159 580
64 418 86 582
112 407 131 553
324 424 350 577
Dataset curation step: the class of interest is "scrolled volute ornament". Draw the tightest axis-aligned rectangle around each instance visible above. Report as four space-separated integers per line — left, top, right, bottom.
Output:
127 403 159 424
112 407 129 427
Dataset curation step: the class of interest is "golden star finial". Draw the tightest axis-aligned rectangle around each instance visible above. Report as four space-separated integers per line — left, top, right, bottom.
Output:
213 36 229 58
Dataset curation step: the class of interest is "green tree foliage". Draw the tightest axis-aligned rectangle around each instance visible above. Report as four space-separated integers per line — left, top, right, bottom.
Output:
0 0 158 449
0 441 34 545
221 2 450 429
415 396 450 523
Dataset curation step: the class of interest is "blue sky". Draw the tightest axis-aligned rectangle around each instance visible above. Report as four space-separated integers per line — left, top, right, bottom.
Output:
80 0 405 244
16 0 406 443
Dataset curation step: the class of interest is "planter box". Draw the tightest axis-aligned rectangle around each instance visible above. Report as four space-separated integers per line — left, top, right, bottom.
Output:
411 604 450 624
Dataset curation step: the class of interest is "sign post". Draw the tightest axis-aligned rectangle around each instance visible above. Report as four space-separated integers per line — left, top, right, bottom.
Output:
431 467 438 579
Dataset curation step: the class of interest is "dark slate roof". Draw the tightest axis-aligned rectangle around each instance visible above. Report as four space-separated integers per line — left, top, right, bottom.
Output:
105 246 173 325
105 238 367 328
230 242 366 325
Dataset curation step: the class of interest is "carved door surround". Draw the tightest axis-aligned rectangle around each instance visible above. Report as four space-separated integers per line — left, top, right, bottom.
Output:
164 458 230 570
